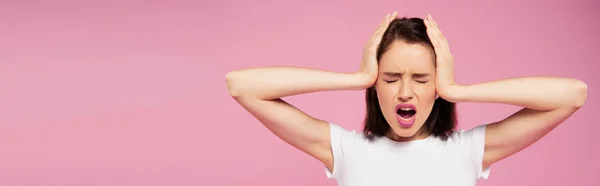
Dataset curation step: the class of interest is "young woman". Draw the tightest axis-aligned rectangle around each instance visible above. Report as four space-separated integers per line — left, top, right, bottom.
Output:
225 12 588 186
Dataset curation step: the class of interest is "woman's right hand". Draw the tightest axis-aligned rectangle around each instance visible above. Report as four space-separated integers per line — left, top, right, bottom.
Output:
225 11 400 172
357 11 398 88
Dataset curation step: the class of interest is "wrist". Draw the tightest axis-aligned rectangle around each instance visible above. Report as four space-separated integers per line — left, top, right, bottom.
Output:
440 84 465 102
353 71 377 89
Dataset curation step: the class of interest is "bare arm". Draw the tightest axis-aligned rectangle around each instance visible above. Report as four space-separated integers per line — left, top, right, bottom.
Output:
225 68 368 170
225 12 398 171
424 15 588 170
447 77 587 169
226 67 369 100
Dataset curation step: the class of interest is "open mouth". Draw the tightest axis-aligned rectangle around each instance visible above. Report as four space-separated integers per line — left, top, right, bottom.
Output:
397 108 416 119
396 104 417 127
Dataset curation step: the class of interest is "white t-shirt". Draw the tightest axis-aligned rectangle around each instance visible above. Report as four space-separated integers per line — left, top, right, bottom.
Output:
325 122 491 186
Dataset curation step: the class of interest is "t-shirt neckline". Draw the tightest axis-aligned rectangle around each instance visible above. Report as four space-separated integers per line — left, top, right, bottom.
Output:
379 133 434 147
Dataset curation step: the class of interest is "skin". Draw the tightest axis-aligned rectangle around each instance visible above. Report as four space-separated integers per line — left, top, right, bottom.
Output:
377 40 437 142
423 15 587 169
225 11 587 174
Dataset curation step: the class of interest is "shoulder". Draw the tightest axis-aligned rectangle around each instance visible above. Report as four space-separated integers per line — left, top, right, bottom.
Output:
444 124 491 179
326 122 371 179
430 125 489 164
328 122 370 148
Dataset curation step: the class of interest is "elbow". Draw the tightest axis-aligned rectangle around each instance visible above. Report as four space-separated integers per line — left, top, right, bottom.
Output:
573 80 588 108
225 71 242 98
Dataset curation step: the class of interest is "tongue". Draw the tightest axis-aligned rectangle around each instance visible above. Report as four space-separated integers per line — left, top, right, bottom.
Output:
398 111 414 118
399 114 412 118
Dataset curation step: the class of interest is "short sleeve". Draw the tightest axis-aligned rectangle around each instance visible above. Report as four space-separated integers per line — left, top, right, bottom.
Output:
470 124 491 179
324 122 358 179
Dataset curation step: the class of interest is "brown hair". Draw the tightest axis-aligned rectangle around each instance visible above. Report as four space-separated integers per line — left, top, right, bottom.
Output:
362 17 457 141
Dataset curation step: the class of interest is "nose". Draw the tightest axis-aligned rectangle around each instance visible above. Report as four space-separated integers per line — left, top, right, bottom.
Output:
398 81 414 101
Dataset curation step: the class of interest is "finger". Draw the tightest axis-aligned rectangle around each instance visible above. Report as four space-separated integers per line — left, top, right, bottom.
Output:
373 14 389 36
426 23 443 48
428 15 446 40
424 18 438 41
430 28 446 49
424 16 432 29
425 15 452 53
382 14 391 28
376 24 388 39
425 14 431 25
381 13 393 31
381 14 390 29
427 27 441 48
427 14 437 28
426 15 447 44
426 14 438 31
429 14 438 27
429 29 449 53
432 24 447 45
372 14 391 39
423 18 432 34
380 14 389 27
429 23 442 40
425 15 437 33
427 15 439 32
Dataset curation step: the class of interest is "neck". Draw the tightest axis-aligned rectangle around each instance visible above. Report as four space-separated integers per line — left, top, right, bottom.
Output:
385 130 431 142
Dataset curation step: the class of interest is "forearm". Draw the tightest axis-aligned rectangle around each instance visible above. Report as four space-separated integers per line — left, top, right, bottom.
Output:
448 76 588 111
225 66 370 100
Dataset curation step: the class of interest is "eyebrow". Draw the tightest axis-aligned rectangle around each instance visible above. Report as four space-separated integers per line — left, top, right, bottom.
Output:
382 72 430 78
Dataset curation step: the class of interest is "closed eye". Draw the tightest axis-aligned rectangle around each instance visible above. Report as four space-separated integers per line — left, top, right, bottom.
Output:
384 80 397 83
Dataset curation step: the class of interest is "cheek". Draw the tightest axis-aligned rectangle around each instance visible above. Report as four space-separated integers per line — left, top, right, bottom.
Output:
415 86 436 124
416 84 437 103
375 85 397 106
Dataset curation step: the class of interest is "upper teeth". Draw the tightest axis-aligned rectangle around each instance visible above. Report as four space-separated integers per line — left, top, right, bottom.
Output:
400 108 413 111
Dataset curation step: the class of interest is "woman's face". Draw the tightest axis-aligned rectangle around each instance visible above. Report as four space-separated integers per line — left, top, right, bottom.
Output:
375 40 437 141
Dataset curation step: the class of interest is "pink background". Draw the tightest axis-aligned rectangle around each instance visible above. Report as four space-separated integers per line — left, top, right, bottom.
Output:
1 0 598 185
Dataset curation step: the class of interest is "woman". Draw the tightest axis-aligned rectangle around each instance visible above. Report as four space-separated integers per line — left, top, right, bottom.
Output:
225 12 587 186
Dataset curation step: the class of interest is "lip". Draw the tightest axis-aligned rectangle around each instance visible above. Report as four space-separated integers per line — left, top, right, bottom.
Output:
395 103 417 112
395 103 417 128
396 114 415 128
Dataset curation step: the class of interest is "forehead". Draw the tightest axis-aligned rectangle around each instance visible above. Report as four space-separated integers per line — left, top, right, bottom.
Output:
379 40 435 73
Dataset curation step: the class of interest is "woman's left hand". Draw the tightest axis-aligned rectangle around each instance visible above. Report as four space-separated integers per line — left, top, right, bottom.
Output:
424 15 458 101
